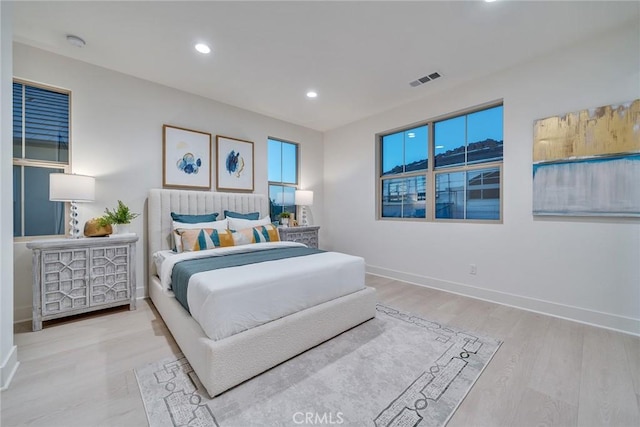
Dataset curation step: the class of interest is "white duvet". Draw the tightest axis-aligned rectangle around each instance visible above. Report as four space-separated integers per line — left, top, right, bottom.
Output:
157 242 365 341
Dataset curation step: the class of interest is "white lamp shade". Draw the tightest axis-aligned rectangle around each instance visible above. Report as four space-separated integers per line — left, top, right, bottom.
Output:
49 173 95 202
295 190 314 206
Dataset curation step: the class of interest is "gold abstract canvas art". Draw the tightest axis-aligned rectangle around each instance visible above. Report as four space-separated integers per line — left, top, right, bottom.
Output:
532 100 640 217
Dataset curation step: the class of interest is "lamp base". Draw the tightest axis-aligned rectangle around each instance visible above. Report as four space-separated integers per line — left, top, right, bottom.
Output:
300 205 310 226
68 201 81 239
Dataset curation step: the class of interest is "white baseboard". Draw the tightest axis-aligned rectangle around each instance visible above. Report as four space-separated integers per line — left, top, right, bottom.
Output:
136 285 148 299
1 345 19 390
13 305 31 324
367 265 640 337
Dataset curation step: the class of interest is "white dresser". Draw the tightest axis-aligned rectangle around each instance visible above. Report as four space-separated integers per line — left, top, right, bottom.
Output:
278 225 320 249
27 234 138 331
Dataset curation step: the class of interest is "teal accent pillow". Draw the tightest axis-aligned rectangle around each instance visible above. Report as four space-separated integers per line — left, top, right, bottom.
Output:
224 210 260 220
170 212 219 223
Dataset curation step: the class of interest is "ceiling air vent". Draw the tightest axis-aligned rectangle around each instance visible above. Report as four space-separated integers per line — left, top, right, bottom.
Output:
409 71 442 88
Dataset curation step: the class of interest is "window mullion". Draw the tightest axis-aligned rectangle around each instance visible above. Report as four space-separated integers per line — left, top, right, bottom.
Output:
20 84 26 236
427 124 434 221
463 171 468 220
20 166 25 237
464 115 468 166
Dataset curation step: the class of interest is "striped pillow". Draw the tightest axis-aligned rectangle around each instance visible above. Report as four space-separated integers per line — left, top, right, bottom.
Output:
232 224 280 245
172 219 228 253
177 228 235 252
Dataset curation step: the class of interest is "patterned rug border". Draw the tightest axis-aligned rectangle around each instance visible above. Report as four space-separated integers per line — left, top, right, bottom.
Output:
370 304 502 427
442 326 501 426
135 303 503 427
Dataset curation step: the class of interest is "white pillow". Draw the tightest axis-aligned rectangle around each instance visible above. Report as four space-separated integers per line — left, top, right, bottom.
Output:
172 219 228 252
153 250 175 275
227 216 271 231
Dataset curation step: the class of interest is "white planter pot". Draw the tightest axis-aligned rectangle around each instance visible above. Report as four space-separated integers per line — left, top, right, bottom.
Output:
114 223 131 234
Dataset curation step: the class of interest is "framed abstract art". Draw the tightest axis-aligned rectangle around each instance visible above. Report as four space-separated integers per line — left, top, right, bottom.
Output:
163 125 212 190
532 99 639 217
216 135 254 192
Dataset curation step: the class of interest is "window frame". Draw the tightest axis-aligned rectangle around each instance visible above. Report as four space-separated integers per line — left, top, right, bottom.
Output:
13 79 72 241
433 162 503 223
376 100 503 224
267 137 299 218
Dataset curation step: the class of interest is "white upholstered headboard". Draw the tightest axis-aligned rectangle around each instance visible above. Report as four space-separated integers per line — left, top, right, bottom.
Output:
147 188 269 275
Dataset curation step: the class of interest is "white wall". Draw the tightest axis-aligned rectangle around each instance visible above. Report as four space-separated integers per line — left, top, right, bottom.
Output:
12 43 324 322
1 1 19 390
324 23 640 335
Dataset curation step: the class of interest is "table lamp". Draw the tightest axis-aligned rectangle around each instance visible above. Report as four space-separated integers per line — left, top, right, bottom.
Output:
49 173 95 238
295 190 314 226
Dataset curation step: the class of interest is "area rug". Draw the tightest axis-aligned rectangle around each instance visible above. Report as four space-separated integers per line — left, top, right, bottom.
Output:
135 304 501 427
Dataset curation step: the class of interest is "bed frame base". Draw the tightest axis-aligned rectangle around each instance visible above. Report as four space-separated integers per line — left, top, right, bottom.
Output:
150 276 377 397
147 189 377 397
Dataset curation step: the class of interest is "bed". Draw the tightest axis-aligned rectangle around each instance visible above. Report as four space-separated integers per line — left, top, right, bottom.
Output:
147 188 377 397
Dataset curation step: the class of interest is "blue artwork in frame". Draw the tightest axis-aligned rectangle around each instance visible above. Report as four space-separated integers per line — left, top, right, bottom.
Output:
163 124 211 190
216 135 254 192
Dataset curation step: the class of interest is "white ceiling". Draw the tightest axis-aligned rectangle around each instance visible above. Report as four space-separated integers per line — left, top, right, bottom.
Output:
12 1 640 132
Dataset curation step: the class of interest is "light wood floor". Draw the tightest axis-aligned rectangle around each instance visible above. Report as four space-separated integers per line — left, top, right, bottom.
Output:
1 275 639 426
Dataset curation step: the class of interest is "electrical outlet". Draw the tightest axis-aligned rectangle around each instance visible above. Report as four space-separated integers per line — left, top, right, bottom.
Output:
470 264 477 275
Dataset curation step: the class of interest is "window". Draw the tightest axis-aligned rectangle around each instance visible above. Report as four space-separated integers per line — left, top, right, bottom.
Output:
268 138 298 219
381 125 428 218
13 80 70 237
378 103 503 222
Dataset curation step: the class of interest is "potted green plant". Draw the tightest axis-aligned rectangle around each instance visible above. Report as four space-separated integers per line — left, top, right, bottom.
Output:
279 211 291 227
99 200 139 234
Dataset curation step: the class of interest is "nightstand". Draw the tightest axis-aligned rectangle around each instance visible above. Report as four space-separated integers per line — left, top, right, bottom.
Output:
278 225 320 249
26 234 138 331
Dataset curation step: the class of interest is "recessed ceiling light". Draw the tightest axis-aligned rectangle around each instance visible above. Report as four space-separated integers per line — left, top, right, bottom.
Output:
66 34 86 48
306 91 318 98
195 43 211 54
485 0 497 2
